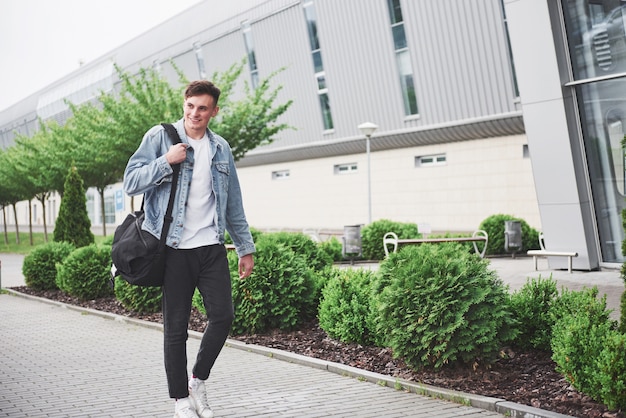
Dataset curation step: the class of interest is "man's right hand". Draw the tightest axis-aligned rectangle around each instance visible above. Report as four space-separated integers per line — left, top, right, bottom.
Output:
165 143 188 165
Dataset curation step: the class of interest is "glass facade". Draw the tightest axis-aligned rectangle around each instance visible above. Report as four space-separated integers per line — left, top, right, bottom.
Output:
563 0 626 262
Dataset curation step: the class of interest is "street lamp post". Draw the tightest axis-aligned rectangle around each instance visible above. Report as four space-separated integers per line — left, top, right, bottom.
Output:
358 122 378 224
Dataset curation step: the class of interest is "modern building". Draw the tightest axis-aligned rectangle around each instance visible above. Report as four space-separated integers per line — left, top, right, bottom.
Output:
0 0 623 270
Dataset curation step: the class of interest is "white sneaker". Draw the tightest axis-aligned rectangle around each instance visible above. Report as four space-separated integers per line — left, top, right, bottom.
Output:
188 377 214 418
174 397 199 418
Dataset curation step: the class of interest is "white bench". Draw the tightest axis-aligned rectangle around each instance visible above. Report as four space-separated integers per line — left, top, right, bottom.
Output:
526 233 577 273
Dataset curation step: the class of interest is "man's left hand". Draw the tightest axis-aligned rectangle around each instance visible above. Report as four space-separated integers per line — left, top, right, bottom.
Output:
238 254 254 279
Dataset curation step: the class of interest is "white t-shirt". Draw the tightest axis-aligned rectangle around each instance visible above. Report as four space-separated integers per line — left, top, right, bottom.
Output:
179 133 219 249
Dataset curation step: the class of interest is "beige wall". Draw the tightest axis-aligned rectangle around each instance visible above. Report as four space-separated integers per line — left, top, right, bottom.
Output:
238 134 541 234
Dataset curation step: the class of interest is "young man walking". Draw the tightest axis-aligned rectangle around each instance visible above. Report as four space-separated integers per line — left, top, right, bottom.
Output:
124 80 256 418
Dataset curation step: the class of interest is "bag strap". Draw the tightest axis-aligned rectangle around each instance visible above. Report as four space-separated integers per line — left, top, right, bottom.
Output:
156 123 183 250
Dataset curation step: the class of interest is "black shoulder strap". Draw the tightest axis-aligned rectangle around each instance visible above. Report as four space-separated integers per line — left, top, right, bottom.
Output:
156 123 183 249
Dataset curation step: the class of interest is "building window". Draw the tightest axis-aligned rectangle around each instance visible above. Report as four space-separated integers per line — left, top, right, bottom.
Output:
500 0 519 98
303 0 334 130
523 144 530 159
272 170 290 180
387 0 418 116
415 154 446 167
193 42 207 80
241 21 259 89
334 163 358 174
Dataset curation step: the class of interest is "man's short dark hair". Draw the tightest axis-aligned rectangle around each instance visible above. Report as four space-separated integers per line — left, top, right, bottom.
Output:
184 80 221 104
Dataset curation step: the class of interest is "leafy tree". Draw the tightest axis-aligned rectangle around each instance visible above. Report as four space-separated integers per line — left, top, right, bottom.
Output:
13 129 58 242
0 147 32 243
53 166 94 247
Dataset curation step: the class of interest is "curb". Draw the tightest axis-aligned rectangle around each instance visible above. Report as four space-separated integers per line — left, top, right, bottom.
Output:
4 289 574 418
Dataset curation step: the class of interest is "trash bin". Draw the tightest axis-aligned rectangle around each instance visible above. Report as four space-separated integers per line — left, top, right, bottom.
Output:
504 220 522 257
342 224 362 261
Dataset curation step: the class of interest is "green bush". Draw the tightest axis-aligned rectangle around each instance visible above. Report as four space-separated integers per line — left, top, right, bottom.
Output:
319 236 343 263
372 243 517 370
260 231 333 272
114 278 162 313
361 219 419 261
551 288 617 398
230 235 317 335
225 227 263 245
596 331 626 411
509 275 559 351
478 214 539 256
22 241 75 290
318 268 376 345
56 244 113 300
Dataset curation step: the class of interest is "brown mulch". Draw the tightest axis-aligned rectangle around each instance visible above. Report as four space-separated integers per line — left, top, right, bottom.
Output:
10 286 624 418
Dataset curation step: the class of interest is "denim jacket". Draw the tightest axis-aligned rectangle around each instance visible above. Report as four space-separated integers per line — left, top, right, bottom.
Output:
123 119 255 258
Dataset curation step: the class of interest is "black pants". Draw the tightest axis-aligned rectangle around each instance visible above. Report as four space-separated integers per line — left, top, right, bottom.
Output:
162 244 233 399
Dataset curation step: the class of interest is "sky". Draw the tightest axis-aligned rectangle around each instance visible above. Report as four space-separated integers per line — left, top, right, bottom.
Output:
0 0 204 112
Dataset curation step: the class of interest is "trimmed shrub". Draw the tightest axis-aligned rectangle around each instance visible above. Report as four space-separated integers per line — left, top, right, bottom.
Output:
509 275 559 351
361 219 419 261
56 244 113 300
318 268 376 345
230 235 317 335
596 331 626 411
478 214 539 256
551 288 616 396
319 236 343 263
372 243 518 370
260 231 333 272
22 241 75 290
114 278 162 313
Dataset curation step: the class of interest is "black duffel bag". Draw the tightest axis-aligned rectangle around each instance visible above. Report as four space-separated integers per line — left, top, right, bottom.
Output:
111 211 166 286
110 123 181 287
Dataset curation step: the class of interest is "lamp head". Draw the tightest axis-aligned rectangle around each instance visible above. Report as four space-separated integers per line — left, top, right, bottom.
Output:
358 122 378 137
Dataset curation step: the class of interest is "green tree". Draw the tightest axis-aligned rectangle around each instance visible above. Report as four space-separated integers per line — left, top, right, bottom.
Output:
0 147 33 244
53 166 94 247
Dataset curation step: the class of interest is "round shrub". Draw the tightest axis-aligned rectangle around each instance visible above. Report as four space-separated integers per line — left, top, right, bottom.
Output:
319 236 343 263
230 235 317 335
56 244 113 300
596 331 626 411
550 288 616 401
478 214 539 256
114 278 162 313
261 231 333 272
373 243 518 370
22 241 75 290
361 219 419 261
509 275 559 351
318 268 376 345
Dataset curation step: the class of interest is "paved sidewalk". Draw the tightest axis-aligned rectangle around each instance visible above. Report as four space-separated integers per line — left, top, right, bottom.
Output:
2 253 614 417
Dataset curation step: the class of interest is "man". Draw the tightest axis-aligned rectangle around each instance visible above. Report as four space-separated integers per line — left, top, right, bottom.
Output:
124 80 255 418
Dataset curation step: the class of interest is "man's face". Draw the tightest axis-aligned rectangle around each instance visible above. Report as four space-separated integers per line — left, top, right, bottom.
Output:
183 94 219 139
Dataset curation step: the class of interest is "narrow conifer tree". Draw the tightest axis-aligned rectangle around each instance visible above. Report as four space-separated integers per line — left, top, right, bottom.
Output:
53 166 94 247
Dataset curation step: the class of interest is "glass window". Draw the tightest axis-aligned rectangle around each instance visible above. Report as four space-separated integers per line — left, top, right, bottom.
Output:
563 0 626 263
387 1 418 116
319 92 334 130
391 24 407 50
241 21 259 89
564 0 626 79
387 0 403 24
415 154 446 167
334 163 358 174
575 78 626 262
193 42 206 80
272 170 290 180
